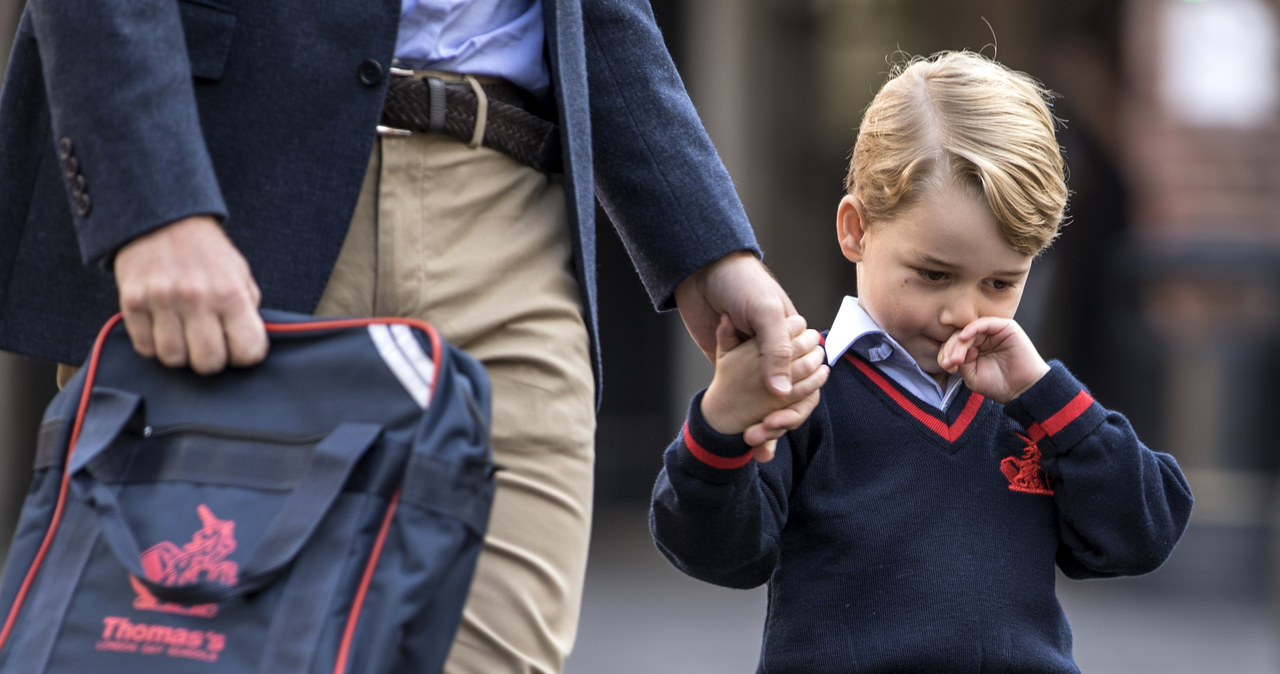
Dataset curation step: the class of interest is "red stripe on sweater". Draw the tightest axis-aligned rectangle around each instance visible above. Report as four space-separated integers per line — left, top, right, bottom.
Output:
1041 390 1094 436
683 421 754 470
845 354 984 443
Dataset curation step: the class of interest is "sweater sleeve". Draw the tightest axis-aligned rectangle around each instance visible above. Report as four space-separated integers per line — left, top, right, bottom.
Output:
1005 362 1194 579
649 390 792 589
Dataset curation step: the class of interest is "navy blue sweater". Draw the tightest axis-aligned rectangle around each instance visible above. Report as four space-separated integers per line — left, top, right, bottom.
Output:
650 355 1193 673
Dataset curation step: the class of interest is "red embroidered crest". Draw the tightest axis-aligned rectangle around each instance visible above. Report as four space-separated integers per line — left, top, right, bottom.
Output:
1002 430 1054 495
1000 389 1094 496
130 504 239 618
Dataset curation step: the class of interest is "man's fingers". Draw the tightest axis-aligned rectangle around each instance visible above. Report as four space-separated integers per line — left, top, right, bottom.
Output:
119 304 158 360
118 277 264 374
149 308 189 368
112 216 267 374
225 311 269 368
223 281 269 368
783 313 808 339
688 322 717 364
756 316 795 396
715 313 743 357
757 313 814 397
184 310 229 375
122 302 266 374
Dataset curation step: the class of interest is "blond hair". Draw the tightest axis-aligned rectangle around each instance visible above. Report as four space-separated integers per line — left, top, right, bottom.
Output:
845 51 1068 255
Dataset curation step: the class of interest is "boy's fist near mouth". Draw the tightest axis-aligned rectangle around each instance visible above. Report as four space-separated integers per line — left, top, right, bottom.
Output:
937 316 1051 404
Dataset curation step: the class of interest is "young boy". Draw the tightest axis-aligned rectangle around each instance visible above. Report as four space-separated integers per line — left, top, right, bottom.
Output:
649 51 1193 673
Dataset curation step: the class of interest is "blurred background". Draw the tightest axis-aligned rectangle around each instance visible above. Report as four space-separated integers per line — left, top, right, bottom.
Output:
2 0 1278 671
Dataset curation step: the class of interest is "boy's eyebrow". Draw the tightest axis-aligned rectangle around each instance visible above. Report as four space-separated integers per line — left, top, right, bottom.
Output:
916 253 959 270
915 253 1030 277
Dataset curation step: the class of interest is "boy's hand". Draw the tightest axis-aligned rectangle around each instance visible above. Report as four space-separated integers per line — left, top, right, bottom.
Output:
701 315 828 458
937 317 1049 404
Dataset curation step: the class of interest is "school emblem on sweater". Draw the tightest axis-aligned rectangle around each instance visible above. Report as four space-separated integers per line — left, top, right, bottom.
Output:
128 504 239 618
1001 437 1054 495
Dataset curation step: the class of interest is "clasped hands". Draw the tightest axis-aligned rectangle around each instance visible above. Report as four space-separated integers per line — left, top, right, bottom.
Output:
701 313 829 463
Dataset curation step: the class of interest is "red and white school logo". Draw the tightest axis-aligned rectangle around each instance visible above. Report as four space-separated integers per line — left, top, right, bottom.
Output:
129 503 239 619
97 505 237 662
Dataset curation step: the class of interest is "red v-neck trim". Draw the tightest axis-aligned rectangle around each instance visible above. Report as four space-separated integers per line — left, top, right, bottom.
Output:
844 353 984 443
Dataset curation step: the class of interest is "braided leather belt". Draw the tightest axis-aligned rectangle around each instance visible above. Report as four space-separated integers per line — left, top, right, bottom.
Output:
380 71 563 174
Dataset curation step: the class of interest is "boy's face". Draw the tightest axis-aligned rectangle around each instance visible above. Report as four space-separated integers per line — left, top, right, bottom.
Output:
836 184 1035 383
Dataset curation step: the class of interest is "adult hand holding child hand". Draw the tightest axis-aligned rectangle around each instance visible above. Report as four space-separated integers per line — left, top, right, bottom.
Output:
702 314 829 462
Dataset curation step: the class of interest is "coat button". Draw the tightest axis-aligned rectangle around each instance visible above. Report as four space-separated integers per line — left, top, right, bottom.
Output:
58 137 73 161
75 192 92 218
63 155 78 179
357 59 384 87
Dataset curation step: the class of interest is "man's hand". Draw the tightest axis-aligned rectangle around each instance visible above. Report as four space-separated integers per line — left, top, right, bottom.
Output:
702 314 828 462
675 251 799 396
676 252 818 460
937 316 1049 403
113 215 268 374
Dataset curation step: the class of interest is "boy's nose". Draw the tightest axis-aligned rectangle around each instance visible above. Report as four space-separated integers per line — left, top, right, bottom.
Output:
940 294 978 328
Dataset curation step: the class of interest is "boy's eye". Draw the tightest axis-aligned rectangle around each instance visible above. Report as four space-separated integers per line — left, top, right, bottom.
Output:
987 279 1017 291
916 269 948 283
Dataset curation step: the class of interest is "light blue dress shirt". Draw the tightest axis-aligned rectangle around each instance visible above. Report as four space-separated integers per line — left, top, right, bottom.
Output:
824 296 965 411
395 0 551 99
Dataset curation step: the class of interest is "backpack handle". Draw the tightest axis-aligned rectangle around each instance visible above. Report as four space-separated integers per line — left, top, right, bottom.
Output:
67 388 383 604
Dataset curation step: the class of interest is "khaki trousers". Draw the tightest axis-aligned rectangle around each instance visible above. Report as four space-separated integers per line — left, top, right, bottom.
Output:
316 134 596 674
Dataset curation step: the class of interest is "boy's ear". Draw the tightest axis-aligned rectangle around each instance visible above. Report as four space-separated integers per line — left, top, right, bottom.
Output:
836 195 869 262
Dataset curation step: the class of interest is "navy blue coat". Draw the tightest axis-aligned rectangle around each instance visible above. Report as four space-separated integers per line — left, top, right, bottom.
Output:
0 0 758 382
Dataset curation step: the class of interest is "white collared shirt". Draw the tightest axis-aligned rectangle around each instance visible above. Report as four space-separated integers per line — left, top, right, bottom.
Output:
824 296 965 411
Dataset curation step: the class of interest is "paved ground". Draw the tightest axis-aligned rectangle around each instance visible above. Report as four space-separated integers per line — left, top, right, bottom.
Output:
567 506 1280 673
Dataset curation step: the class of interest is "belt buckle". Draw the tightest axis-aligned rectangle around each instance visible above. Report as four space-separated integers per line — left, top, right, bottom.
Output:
377 67 416 137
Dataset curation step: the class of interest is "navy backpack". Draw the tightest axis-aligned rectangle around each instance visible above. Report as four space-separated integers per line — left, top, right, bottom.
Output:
0 311 495 673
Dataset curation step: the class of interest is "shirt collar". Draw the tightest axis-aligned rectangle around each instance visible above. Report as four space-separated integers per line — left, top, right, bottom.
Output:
825 296 908 367
824 296 964 409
